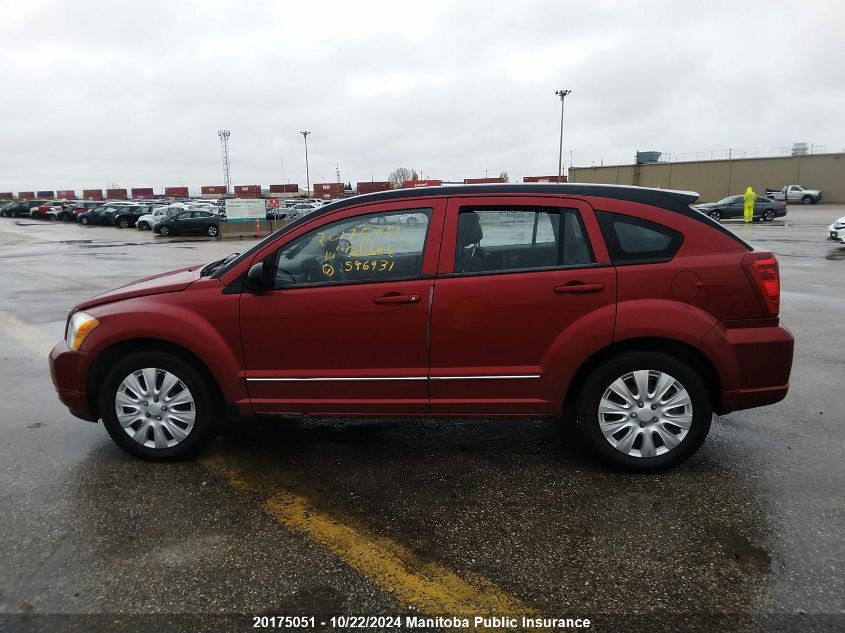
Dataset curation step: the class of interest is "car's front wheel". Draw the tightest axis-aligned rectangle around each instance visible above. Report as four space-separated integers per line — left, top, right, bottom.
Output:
709 210 721 221
159 226 170 236
80 216 89 225
802 195 813 205
577 351 712 472
118 217 130 228
100 351 218 461
207 224 218 237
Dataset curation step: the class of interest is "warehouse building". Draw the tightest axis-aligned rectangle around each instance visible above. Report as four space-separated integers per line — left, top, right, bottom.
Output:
569 152 845 203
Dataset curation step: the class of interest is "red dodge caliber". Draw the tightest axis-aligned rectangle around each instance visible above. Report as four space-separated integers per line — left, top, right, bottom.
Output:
49 184 794 472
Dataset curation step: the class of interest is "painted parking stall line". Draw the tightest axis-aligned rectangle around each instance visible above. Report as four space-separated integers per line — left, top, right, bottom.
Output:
0 311 57 357
201 453 541 623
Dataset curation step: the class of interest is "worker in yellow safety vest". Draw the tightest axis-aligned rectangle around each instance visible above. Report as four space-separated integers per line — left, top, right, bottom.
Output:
743 186 756 223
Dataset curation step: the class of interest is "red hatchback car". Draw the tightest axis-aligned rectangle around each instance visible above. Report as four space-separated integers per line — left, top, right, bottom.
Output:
49 184 794 471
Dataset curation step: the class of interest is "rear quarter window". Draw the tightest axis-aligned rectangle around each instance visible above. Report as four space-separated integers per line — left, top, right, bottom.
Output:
596 211 683 265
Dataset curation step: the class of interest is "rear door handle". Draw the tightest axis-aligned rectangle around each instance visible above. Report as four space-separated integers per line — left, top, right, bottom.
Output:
554 282 605 294
373 293 420 304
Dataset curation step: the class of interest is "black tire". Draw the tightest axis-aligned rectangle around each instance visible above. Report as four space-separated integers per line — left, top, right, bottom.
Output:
802 195 812 205
207 224 218 237
100 351 219 461
159 226 170 236
709 210 721 221
118 217 130 228
377 216 387 225
577 351 712 473
762 209 776 222
61 212 71 222
80 216 89 225
138 222 149 230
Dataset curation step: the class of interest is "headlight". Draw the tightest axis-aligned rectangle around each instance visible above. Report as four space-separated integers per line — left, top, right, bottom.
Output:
66 311 99 351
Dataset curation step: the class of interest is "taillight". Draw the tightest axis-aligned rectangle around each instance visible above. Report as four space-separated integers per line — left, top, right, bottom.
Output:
743 251 780 316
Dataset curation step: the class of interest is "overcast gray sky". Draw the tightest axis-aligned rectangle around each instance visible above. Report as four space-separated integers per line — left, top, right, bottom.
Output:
2 0 843 194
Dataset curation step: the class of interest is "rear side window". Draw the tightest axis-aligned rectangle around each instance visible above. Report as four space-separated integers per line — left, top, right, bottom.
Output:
454 206 594 274
596 211 683 264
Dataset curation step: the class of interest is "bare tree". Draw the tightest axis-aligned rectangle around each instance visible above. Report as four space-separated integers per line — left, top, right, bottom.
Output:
388 167 413 189
498 171 510 183
410 169 420 181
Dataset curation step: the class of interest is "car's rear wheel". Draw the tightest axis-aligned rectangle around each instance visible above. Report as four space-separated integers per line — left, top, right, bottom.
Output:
709 210 721 221
207 224 218 237
80 216 89 225
138 221 149 230
118 217 130 228
577 352 712 472
159 226 170 236
762 209 776 222
100 351 218 461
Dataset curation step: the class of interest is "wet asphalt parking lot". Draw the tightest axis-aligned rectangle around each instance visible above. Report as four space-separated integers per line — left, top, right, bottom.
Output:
0 207 843 633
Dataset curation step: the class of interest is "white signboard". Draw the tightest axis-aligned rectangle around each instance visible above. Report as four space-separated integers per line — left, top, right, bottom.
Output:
225 198 265 221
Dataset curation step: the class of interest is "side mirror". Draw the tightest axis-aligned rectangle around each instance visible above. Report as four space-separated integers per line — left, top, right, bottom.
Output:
245 262 269 293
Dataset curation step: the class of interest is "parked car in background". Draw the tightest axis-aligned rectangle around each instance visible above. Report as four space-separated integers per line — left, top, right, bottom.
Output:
68 201 102 221
50 184 793 472
766 185 823 205
693 195 787 222
2 199 51 218
110 205 158 228
77 206 112 225
136 205 184 230
828 215 845 245
31 200 67 219
154 209 220 237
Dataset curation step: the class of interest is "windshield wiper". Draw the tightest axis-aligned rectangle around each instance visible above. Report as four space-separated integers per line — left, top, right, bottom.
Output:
201 252 239 277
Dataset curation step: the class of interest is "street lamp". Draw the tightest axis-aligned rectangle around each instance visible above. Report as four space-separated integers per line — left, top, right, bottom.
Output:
280 154 285 185
555 90 571 183
300 131 311 197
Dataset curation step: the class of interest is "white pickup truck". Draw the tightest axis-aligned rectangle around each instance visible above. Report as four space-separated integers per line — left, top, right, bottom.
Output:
765 185 823 205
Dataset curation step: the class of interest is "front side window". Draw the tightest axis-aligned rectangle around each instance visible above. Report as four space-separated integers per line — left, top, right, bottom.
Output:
596 211 683 264
454 206 594 274
272 208 431 287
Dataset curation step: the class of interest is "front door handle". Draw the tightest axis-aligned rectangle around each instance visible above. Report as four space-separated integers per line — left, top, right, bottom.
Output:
373 293 420 304
554 282 605 294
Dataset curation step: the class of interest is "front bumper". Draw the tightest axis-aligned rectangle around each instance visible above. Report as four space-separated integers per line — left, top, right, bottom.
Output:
49 341 97 420
828 227 845 243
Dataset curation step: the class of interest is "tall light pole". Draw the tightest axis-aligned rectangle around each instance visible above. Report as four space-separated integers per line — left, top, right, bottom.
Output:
280 154 285 185
555 90 571 183
218 130 231 194
300 131 311 196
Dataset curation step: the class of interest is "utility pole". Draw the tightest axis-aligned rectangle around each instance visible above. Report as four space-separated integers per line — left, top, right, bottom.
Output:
555 90 571 183
336 162 340 184
217 130 231 194
280 154 285 186
300 131 311 196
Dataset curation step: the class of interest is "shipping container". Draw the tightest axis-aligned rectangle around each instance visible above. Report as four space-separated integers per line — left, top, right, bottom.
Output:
164 186 190 198
82 189 104 201
234 184 262 199
131 188 155 199
403 179 442 188
0 192 14 200
106 188 128 200
463 177 506 184
201 185 227 196
56 189 76 199
268 184 299 193
36 190 55 198
19 192 36 200
523 175 567 183
313 182 345 199
356 181 391 194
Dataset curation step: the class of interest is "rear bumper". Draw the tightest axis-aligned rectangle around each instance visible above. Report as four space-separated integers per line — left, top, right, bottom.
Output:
49 341 97 419
700 323 794 414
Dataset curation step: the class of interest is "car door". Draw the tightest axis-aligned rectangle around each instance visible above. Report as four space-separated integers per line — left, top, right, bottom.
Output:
239 199 445 414
429 196 616 415
722 196 743 219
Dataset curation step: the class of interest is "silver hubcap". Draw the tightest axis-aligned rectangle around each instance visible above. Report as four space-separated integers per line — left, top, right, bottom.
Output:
598 370 693 458
115 368 196 449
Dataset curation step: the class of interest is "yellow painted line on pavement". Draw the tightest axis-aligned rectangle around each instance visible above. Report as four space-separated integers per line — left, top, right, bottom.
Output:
0 311 56 357
202 454 540 624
